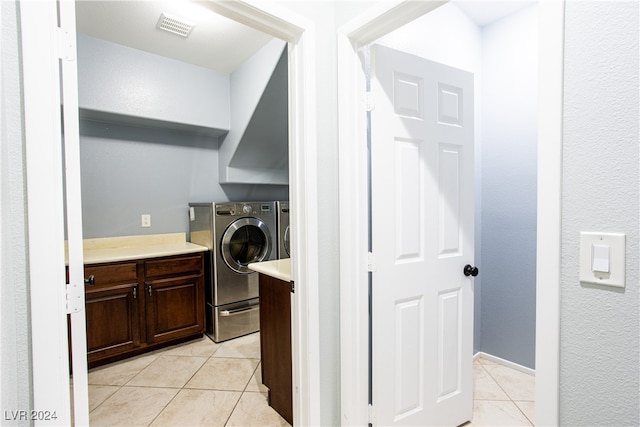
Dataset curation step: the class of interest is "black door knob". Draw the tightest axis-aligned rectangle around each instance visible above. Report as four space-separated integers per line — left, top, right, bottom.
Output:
84 275 95 286
463 265 479 277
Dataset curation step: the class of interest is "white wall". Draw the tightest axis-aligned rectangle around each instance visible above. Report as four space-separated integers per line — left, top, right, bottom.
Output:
1 0 32 417
560 1 639 424
376 3 483 74
279 2 341 425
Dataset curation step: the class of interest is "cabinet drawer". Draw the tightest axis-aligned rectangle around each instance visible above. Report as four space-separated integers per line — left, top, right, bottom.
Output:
145 254 203 279
85 262 137 286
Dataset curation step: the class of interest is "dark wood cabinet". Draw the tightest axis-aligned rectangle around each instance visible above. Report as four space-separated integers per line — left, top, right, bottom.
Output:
259 274 293 425
144 255 205 344
84 261 141 362
82 252 205 368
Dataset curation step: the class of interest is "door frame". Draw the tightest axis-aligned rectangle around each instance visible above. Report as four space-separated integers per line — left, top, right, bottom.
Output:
337 1 564 425
22 0 320 425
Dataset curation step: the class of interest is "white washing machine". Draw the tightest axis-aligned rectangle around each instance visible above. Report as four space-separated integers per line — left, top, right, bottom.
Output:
276 201 290 259
189 201 277 342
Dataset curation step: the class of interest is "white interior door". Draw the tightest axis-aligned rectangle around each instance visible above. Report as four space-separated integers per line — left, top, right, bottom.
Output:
370 44 475 426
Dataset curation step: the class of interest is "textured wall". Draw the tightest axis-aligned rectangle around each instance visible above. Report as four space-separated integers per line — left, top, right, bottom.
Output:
77 35 289 239
561 1 639 425
77 34 230 131
480 5 538 369
1 0 33 421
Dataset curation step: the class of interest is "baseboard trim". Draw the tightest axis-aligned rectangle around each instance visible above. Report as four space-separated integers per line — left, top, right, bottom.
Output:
473 351 536 376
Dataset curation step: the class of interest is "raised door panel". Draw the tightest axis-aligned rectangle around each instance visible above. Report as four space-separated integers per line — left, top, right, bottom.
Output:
371 44 474 426
144 255 203 279
85 284 141 362
145 275 204 344
85 262 137 285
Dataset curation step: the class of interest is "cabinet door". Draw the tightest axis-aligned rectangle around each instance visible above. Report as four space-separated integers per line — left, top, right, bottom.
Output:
85 283 141 362
145 275 204 344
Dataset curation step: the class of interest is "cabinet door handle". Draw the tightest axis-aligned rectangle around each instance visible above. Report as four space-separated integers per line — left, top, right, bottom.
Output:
148 285 152 297
133 287 137 299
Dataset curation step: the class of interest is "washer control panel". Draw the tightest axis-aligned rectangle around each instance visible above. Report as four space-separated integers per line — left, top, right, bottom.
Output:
216 202 273 216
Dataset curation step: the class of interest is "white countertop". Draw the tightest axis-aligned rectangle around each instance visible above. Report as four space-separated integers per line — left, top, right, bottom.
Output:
248 258 291 282
66 233 208 265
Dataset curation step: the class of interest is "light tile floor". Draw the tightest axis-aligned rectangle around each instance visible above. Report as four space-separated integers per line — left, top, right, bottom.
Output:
468 356 536 426
86 334 535 426
87 333 289 427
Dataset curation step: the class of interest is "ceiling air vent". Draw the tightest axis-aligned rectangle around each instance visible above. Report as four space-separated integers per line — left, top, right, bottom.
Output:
157 12 194 37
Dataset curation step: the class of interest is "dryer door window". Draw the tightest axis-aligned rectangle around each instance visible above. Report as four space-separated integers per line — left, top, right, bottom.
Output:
221 217 272 274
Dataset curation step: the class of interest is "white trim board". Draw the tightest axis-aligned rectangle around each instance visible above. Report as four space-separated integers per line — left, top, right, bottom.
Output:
20 2 73 424
474 352 536 376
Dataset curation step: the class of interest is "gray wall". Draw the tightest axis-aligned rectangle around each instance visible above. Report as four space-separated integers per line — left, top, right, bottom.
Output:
77 35 289 239
560 1 639 425
1 0 33 421
221 38 289 184
79 120 288 238
480 6 538 369
77 34 229 131
375 0 485 355
229 47 288 171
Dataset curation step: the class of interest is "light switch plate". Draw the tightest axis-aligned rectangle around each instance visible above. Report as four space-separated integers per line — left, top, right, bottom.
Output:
579 232 625 288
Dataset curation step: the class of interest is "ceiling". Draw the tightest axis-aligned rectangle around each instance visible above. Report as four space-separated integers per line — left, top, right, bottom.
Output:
75 1 535 74
453 0 536 26
75 0 274 73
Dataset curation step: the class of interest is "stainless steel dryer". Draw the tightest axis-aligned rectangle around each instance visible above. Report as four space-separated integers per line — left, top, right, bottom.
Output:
276 201 290 259
188 201 277 342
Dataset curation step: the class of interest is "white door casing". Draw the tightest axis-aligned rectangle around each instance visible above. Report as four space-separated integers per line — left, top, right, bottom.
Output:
20 1 74 424
59 0 91 425
370 45 474 426
24 1 320 425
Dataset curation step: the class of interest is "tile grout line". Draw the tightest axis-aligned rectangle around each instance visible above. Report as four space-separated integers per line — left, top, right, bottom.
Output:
477 359 535 426
143 349 216 427
86 382 125 419
477 359 512 401
224 361 263 426
513 400 535 427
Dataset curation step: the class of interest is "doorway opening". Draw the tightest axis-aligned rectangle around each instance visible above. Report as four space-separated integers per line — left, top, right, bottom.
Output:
23 1 319 425
68 2 316 424
338 0 563 425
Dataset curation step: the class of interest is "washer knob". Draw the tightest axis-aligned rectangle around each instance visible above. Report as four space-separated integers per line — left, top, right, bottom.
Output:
243 205 252 214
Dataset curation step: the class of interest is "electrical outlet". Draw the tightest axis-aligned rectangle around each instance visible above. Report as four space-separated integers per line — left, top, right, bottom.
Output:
141 214 151 228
